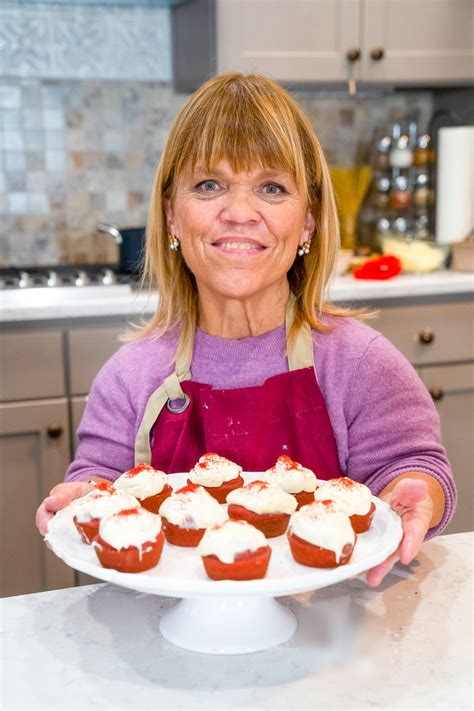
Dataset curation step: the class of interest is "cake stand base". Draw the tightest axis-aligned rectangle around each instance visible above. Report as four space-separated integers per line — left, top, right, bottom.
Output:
159 595 297 654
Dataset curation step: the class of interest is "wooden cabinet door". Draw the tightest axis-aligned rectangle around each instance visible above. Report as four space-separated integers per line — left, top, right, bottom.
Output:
217 0 361 82
68 326 123 396
0 399 75 597
71 395 88 452
362 0 474 83
418 363 474 534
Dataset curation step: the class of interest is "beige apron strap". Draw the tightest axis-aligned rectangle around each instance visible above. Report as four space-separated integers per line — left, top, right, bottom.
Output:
134 358 192 465
285 296 315 372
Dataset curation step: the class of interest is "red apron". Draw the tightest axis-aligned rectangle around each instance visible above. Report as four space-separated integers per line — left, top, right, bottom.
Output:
136 308 343 478
149 369 342 478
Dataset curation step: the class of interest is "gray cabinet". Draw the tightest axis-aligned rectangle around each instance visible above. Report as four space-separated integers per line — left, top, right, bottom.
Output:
372 301 474 534
217 0 360 83
362 0 474 84
417 363 474 534
0 398 75 597
173 0 474 89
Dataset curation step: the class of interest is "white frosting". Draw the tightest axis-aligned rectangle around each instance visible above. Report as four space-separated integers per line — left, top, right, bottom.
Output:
261 455 318 494
74 485 139 523
114 464 168 498
197 520 268 564
188 453 243 487
314 477 372 516
289 501 356 563
159 485 227 528
226 481 297 515
97 507 162 551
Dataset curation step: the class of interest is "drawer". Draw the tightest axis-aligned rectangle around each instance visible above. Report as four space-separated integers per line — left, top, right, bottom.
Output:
373 302 474 365
69 327 123 395
0 331 65 401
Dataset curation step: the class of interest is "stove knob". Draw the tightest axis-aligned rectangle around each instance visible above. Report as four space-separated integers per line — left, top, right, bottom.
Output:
18 271 31 288
75 270 88 287
102 268 116 285
47 271 59 287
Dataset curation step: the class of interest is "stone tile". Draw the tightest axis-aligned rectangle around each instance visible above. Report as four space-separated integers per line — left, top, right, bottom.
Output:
5 152 26 171
2 109 22 130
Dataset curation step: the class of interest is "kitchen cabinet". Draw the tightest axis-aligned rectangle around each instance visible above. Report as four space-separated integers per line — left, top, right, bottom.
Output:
0 325 122 597
0 398 74 597
417 363 474 535
172 0 474 90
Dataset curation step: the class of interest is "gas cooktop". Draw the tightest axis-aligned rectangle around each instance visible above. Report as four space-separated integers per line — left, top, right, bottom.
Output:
0 265 138 290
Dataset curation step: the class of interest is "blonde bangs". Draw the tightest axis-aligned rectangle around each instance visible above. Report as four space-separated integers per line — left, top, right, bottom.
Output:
167 77 308 197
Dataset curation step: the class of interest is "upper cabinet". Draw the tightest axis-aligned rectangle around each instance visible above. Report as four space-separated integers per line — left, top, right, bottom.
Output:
217 0 360 83
361 0 474 84
172 0 474 90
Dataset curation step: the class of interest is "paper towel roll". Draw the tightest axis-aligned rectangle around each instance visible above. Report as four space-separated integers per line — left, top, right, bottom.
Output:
436 126 474 244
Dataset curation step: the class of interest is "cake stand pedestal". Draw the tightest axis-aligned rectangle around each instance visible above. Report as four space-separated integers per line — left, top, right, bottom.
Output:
159 595 296 654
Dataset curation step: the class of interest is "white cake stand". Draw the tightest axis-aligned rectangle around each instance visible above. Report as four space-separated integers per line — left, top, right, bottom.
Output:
46 473 403 655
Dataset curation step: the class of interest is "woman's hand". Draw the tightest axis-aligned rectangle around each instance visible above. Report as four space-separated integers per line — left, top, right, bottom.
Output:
35 482 95 537
366 477 433 587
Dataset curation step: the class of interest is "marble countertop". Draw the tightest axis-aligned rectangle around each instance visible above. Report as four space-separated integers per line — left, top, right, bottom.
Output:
1 532 471 710
1 271 473 324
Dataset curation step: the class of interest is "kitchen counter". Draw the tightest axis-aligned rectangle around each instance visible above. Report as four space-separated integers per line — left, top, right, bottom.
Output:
1 532 471 710
1 271 473 324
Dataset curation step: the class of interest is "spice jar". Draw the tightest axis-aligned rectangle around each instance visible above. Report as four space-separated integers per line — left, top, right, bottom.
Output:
389 134 413 169
374 176 391 208
413 134 432 167
389 176 413 209
374 136 392 170
413 172 430 209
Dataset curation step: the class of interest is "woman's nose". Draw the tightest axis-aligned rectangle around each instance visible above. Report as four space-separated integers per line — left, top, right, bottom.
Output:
220 189 260 223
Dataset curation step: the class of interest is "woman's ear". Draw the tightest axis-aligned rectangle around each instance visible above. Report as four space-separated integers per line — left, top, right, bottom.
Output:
164 197 176 234
299 209 316 246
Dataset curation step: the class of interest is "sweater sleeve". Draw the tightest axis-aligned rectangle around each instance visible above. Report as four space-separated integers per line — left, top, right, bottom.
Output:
345 334 457 538
64 348 136 484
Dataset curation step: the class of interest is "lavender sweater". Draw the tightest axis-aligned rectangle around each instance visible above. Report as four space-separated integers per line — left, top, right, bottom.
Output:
66 316 456 537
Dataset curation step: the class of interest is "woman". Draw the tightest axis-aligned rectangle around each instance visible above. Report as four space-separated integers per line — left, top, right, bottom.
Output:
36 73 456 586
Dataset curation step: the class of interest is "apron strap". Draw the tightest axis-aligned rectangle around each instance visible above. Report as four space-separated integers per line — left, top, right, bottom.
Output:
134 297 314 464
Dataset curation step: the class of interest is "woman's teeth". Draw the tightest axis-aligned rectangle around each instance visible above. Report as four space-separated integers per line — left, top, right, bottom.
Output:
215 242 262 250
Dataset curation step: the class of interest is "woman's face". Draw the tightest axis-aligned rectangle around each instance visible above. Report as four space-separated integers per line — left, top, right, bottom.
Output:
165 160 315 302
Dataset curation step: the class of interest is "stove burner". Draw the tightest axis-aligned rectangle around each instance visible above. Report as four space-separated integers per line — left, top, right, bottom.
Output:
0 265 127 290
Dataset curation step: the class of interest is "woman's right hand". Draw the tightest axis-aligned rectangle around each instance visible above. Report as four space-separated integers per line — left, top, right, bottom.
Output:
35 481 95 537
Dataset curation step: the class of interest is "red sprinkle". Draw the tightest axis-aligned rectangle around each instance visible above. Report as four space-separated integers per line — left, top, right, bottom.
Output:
176 484 201 495
275 455 298 470
115 507 141 517
124 463 154 477
246 480 269 491
94 482 115 493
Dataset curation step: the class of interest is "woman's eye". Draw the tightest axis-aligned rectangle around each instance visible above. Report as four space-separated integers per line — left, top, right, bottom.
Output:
196 180 220 192
262 183 287 195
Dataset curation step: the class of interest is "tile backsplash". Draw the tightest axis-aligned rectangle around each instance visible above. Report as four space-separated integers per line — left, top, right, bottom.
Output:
0 2 435 266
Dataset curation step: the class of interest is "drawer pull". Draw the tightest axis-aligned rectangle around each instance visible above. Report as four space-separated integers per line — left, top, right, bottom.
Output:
47 424 64 439
418 329 434 344
429 387 444 401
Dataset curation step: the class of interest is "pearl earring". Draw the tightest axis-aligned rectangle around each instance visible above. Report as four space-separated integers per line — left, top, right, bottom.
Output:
298 240 311 257
168 234 180 251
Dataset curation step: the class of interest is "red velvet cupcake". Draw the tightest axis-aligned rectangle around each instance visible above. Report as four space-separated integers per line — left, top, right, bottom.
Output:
159 484 227 547
198 520 271 581
314 477 375 533
93 506 164 573
72 482 139 544
287 500 356 568
226 480 297 538
114 463 173 514
187 453 244 503
261 455 320 509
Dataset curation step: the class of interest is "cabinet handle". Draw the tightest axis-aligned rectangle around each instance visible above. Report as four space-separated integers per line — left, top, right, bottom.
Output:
418 329 435 344
47 423 64 439
346 48 361 63
429 387 444 402
370 47 385 61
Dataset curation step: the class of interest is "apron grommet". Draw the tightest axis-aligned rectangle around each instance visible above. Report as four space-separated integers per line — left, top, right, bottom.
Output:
166 393 190 414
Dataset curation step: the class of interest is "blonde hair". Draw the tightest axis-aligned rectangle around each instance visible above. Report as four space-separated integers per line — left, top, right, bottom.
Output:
134 72 362 358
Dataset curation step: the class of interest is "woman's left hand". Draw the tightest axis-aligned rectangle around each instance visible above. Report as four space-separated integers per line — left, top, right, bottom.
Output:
366 477 433 587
